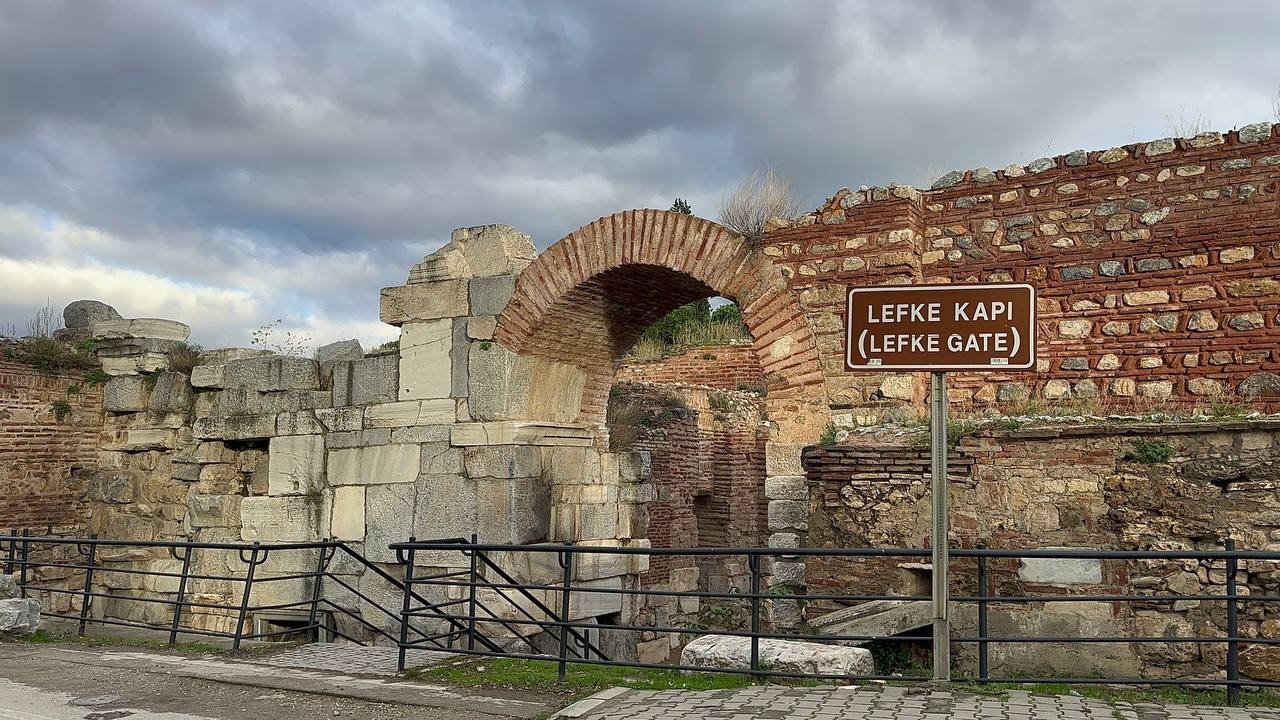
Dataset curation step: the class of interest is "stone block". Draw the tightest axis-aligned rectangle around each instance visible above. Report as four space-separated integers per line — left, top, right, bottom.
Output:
217 388 262 416
103 429 177 451
449 225 536 278
329 486 366 541
467 316 497 340
63 299 121 329
187 494 242 528
768 500 809 531
222 414 278 440
330 354 399 407
468 274 517 316
1019 553 1103 584
190 364 224 389
224 356 320 392
765 444 806 476
239 496 317 542
616 451 651 482
390 425 451 443
315 406 364 432
87 470 138 503
463 445 542 478
364 399 456 428
363 482 417 564
451 318 469 397
260 390 331 414
328 443 420 485
577 502 618 541
413 474 478 542
771 560 806 586
449 421 594 446
475 476 551 544
268 435 326 496
0 598 41 636
327 429 392 449
317 339 363 364
90 318 190 342
764 476 807 501
422 443 463 474
379 280 469 326
398 319 453 400
467 341 518 420
147 372 193 414
276 410 324 435
681 635 872 676
100 352 169 376
104 375 148 412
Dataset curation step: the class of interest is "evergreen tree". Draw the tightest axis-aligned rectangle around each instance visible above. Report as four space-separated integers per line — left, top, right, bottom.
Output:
670 198 693 215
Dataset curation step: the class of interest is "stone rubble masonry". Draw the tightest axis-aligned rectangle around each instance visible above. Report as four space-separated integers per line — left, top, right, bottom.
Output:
802 420 1280 680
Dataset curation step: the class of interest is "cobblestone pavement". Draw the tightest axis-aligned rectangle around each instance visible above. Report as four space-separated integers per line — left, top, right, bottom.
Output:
247 643 451 676
570 686 1280 720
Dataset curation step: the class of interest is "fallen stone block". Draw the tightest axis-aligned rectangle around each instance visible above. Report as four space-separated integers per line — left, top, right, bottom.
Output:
0 598 40 636
809 599 932 646
90 318 190 342
680 634 873 676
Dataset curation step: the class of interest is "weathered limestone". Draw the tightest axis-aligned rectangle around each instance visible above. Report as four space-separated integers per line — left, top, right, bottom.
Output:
104 376 148 412
148 372 193 414
379 280 469 326
1018 553 1103 584
331 355 399 407
328 444 420 485
364 399 456 428
239 496 318 542
267 435 326 496
63 299 122 329
681 635 873 676
0 598 41 636
224 356 320 392
810 600 932 646
90 318 191 342
329 486 366 541
399 319 452 400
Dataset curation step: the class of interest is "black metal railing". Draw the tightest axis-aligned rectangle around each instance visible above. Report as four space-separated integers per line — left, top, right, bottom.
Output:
390 538 1280 704
0 532 495 651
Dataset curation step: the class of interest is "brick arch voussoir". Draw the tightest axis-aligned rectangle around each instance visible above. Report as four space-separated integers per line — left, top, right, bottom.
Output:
494 209 823 424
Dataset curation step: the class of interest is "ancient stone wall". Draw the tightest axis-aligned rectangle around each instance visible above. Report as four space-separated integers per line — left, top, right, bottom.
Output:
767 122 1280 417
615 342 765 390
804 421 1280 681
0 356 103 530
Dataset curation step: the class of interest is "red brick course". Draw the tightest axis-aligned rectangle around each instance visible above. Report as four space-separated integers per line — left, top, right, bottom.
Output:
615 343 765 390
0 359 102 530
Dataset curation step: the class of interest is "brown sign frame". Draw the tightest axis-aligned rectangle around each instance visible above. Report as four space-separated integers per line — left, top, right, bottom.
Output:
845 283 1037 372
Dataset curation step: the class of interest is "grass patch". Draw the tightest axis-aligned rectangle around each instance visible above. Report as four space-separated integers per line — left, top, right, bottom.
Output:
14 628 303 657
1 337 97 376
1126 438 1174 464
406 657 758 695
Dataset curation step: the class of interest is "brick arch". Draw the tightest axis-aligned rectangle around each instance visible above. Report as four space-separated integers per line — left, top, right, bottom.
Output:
494 209 824 426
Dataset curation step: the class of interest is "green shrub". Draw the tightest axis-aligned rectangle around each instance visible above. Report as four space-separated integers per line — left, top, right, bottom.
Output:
83 369 111 386
1128 438 1174 464
816 423 840 447
50 399 72 422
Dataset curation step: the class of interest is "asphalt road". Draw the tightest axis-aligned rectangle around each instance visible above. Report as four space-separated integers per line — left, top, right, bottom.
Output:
0 643 553 720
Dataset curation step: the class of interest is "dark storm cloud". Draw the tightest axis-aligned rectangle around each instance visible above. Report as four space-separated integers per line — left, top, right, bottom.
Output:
0 0 1278 344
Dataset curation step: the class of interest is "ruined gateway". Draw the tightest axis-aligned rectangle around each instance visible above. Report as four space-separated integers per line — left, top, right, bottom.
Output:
5 123 1280 679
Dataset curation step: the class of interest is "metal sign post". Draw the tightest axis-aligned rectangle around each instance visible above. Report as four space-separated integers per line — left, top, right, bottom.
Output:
842 282 1037 683
930 371 949 681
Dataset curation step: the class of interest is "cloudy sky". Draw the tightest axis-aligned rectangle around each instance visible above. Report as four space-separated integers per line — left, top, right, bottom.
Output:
1 0 1277 349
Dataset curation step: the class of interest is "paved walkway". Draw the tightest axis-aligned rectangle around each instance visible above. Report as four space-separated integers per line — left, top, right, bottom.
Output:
562 686 1280 720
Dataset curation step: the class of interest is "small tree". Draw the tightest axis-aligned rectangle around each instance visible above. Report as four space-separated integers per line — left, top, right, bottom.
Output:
717 167 803 242
670 198 693 215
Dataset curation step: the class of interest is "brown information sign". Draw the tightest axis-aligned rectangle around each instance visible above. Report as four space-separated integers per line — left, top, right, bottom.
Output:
845 283 1037 371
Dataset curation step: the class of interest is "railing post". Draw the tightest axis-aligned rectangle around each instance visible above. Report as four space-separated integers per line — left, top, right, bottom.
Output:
749 553 762 677
466 533 479 651
977 546 989 683
557 543 574 683
398 539 416 673
77 535 98 637
18 529 30 598
168 541 194 645
233 544 262 651
1226 538 1241 707
3 529 14 575
307 544 330 642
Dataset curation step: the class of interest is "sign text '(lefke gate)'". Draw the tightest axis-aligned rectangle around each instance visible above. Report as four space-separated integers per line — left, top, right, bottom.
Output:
845 284 1037 371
